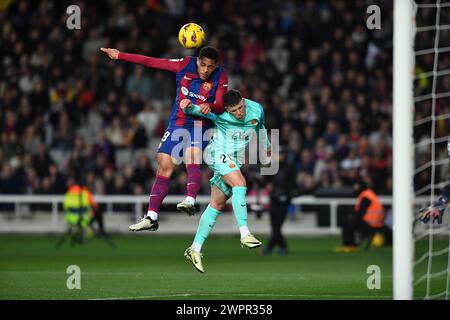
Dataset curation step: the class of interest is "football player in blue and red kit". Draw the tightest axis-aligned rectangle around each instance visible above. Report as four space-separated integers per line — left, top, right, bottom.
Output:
100 46 228 231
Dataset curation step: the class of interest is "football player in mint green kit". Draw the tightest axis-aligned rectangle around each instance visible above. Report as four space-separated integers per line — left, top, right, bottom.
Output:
180 89 271 273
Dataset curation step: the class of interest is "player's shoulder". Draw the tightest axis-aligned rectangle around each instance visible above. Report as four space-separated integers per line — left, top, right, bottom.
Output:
216 64 226 73
211 64 227 80
174 56 196 75
244 98 264 117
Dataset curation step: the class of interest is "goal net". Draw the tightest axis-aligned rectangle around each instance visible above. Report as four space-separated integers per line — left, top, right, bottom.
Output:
412 0 450 300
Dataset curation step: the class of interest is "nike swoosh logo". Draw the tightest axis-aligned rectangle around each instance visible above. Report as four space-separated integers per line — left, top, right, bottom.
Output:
241 204 246 207
184 76 192 80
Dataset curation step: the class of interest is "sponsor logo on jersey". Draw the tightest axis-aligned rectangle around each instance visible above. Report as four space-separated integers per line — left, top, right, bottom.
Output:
231 131 252 140
180 86 207 101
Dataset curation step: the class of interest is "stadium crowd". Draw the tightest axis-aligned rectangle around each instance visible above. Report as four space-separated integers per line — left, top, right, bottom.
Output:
1 0 438 203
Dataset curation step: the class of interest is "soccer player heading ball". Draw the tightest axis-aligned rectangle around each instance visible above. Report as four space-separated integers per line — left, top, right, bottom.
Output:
100 45 228 230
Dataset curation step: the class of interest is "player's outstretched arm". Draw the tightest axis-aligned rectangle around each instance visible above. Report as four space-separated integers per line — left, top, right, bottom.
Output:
100 47 189 72
180 99 217 121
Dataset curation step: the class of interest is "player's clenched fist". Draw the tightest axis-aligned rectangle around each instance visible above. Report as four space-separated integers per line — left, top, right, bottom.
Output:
100 48 120 60
180 99 192 110
199 103 211 115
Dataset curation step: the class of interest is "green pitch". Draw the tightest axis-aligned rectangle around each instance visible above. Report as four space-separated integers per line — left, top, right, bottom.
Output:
0 234 401 300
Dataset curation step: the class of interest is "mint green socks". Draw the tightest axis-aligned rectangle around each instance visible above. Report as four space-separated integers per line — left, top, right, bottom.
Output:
192 204 221 252
192 186 250 253
231 186 250 237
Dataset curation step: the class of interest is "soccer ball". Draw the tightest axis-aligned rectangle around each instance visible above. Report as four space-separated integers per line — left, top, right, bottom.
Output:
178 23 205 49
371 233 385 247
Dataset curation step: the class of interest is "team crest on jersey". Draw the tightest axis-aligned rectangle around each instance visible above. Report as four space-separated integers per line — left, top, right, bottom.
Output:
229 163 236 168
251 119 258 125
203 82 212 91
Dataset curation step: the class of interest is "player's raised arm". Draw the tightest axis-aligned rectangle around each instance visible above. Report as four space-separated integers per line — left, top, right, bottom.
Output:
100 47 189 73
180 99 218 121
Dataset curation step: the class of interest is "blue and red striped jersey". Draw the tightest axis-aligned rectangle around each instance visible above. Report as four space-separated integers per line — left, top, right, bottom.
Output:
118 53 228 128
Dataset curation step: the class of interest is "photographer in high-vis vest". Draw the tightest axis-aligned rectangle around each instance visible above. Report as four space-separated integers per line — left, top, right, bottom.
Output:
58 178 98 246
335 179 385 253
63 179 97 228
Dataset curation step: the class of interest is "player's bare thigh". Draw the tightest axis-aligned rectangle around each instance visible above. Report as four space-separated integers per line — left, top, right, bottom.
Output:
222 170 246 188
156 153 177 177
210 184 229 211
184 146 202 165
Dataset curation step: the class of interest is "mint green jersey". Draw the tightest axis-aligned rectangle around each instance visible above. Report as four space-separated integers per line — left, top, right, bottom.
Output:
183 98 270 166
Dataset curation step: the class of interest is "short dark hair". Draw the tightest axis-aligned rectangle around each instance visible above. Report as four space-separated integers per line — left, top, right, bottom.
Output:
199 46 219 63
223 90 242 107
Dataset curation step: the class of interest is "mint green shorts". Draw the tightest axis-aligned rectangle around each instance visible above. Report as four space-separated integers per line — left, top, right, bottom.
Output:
208 153 241 198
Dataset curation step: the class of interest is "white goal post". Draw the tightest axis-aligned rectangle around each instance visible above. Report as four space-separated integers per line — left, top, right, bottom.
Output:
393 0 415 300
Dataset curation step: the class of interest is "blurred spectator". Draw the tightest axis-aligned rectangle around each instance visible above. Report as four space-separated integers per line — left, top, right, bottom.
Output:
123 114 148 149
126 66 151 99
137 102 159 139
133 154 154 189
32 143 54 178
105 116 125 148
48 164 67 194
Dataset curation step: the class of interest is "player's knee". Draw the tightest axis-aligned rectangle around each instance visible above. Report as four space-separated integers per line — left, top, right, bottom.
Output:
157 166 173 177
157 160 174 176
233 178 246 188
210 201 225 211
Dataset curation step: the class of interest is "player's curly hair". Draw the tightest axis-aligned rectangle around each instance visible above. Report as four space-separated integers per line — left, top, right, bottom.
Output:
223 89 242 108
199 46 219 63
